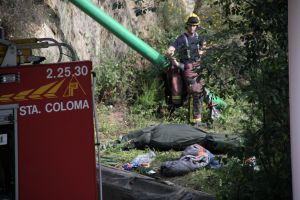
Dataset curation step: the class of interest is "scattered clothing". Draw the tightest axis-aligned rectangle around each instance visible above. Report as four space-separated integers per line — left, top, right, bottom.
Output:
132 151 156 164
122 161 146 171
122 151 156 171
160 144 221 177
244 156 260 171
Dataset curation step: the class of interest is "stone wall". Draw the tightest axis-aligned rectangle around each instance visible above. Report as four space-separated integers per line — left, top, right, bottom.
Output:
0 0 160 66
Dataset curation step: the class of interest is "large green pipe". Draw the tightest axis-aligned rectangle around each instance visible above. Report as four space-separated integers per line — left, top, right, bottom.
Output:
69 0 169 68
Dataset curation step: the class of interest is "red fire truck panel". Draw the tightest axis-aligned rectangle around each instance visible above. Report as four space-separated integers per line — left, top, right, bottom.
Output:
0 61 97 200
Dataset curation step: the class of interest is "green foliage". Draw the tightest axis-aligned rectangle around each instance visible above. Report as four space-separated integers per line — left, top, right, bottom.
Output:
209 0 291 199
216 153 291 200
97 104 121 135
110 0 166 16
135 79 163 108
101 146 147 167
207 97 252 133
197 2 247 99
129 77 167 126
93 53 142 104
133 0 166 16
112 1 126 10
215 157 254 200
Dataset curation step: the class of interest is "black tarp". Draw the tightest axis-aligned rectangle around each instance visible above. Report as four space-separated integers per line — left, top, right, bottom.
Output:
99 165 216 200
121 124 242 153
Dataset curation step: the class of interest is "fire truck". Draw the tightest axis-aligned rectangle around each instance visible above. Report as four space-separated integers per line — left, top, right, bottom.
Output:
0 27 99 200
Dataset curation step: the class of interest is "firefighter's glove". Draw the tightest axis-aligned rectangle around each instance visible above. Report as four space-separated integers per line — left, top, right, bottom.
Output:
171 58 180 67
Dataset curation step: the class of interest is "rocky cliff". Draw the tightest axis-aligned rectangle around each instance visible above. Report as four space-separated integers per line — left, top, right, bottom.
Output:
0 0 163 66
1 0 198 66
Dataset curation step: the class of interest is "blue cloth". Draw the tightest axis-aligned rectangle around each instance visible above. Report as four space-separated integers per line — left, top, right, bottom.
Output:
160 144 221 177
122 161 141 171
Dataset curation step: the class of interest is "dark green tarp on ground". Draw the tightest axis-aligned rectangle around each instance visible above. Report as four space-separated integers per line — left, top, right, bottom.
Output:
121 124 242 153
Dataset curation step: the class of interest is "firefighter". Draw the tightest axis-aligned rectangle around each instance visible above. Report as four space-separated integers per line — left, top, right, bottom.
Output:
166 13 206 126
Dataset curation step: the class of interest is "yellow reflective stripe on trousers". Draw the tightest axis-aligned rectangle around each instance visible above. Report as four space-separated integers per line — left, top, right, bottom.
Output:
172 95 181 100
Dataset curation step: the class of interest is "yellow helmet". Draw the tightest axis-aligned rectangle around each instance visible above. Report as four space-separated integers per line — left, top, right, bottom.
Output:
185 13 200 26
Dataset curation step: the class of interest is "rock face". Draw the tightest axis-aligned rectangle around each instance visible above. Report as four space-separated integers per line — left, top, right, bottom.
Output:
0 0 160 66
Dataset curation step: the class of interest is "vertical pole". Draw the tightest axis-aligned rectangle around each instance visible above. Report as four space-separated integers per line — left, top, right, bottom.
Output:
289 0 299 199
91 72 103 200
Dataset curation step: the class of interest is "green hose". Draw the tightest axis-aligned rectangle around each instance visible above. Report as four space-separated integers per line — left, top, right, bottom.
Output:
69 0 170 69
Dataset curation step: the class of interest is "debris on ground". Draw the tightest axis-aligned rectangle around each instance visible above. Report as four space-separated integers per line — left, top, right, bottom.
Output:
160 144 221 177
